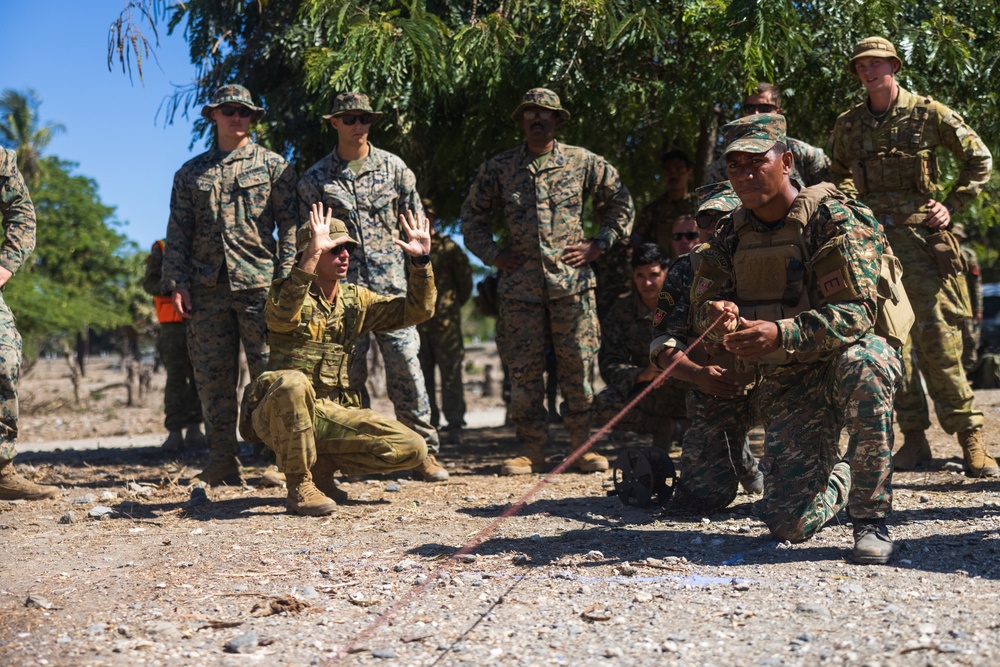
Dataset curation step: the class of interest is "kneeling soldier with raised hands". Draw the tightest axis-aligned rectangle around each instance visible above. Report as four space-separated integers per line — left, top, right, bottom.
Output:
242 203 436 515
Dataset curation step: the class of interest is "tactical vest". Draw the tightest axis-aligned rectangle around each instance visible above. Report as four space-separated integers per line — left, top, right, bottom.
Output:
152 240 184 324
266 283 362 401
692 184 913 365
845 94 938 219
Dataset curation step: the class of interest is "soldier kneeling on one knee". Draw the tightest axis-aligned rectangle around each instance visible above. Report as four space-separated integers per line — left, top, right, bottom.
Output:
240 203 437 516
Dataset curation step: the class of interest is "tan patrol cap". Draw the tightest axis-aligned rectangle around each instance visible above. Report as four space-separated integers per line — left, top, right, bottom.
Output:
849 37 903 74
296 217 360 254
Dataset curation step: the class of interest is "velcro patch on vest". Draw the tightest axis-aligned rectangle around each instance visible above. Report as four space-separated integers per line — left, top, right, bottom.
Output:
653 309 666 326
658 291 675 307
819 268 851 299
694 278 714 299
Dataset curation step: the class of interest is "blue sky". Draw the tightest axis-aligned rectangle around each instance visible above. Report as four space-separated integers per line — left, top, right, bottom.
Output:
2 1 202 252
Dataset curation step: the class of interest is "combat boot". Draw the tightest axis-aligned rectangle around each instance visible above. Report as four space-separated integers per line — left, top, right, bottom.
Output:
413 454 450 482
0 461 59 501
161 431 184 452
958 428 1000 478
259 464 286 488
893 430 932 470
311 456 348 503
852 518 893 565
285 473 337 516
190 456 243 486
572 451 609 473
183 424 207 450
501 443 547 476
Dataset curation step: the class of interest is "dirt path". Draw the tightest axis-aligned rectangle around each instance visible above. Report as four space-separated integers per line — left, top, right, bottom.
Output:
2 359 1000 666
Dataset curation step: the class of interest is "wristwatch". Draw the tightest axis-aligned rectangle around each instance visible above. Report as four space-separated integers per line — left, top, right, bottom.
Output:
593 237 610 253
943 202 955 215
412 253 431 267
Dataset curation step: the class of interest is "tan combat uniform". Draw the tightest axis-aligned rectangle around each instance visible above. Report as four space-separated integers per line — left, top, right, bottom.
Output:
244 263 436 479
830 85 994 472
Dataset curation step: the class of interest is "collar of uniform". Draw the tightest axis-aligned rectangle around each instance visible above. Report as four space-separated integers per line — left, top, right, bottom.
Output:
631 288 655 319
211 142 257 165
519 140 567 173
329 144 385 178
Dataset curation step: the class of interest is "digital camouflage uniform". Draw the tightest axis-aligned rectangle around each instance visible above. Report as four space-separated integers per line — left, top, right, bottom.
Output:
162 86 298 467
691 115 901 542
298 142 439 452
595 288 687 435
705 136 831 187
830 85 992 440
632 192 698 257
143 240 202 433
244 256 435 479
461 128 634 459
417 232 473 429
0 149 35 465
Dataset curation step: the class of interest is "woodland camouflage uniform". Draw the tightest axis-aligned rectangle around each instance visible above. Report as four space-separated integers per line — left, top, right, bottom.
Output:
0 148 58 500
691 115 901 545
417 230 473 432
830 37 996 476
594 289 686 438
461 88 634 471
162 85 298 479
649 183 762 511
297 104 439 456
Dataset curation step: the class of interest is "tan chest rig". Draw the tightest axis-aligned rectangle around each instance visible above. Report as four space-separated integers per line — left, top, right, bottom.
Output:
846 98 938 203
267 284 362 403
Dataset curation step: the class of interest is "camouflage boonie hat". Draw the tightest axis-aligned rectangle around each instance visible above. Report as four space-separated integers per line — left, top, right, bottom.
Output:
721 113 786 156
512 88 571 123
296 217 360 254
849 36 903 74
322 91 384 121
201 84 265 121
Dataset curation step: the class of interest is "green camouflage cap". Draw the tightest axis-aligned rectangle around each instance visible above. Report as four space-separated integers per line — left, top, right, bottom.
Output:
201 84 265 121
694 181 740 229
849 36 903 74
420 197 438 219
322 91 384 121
721 113 786 156
512 88 571 123
296 217 360 254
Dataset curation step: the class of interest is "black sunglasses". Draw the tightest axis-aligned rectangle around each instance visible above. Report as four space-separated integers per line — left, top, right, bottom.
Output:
218 105 253 118
672 232 700 241
743 103 778 114
339 113 376 126
331 242 358 256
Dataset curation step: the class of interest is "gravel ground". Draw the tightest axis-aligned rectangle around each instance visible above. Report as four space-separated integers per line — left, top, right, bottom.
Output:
2 360 1000 666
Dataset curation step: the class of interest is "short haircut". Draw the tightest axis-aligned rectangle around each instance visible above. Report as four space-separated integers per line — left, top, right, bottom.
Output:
661 149 692 169
632 243 667 269
756 82 782 107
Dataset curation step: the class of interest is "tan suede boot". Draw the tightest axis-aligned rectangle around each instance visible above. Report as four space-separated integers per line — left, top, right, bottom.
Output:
0 461 59 501
501 443 546 475
190 456 243 486
572 451 609 473
893 430 932 471
413 454 449 482
311 456 348 503
258 465 286 488
285 473 338 516
958 428 1000 478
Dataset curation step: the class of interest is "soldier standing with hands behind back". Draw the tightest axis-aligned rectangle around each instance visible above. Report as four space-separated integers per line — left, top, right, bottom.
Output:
830 37 996 477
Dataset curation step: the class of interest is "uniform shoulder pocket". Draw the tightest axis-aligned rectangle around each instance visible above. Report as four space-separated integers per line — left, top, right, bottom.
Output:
810 236 858 302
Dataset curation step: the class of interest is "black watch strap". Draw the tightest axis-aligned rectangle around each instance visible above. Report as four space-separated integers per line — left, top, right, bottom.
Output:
412 253 431 266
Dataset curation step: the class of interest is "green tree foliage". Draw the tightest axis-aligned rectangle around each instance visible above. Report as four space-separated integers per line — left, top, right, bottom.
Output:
110 1 1000 261
4 157 143 361
0 88 65 188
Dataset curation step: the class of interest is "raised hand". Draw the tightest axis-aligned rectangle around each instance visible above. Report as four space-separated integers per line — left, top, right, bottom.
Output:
394 209 431 257
306 202 338 256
